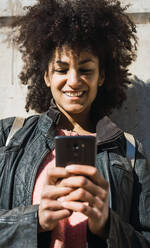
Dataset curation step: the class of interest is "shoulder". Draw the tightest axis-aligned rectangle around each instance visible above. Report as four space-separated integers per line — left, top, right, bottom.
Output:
0 117 15 132
0 115 40 146
23 114 40 127
0 117 16 146
0 115 40 132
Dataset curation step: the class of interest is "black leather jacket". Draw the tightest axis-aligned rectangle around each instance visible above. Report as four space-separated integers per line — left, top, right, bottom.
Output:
0 106 150 248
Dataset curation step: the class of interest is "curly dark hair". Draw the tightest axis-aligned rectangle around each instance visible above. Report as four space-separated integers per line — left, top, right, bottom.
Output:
12 0 137 116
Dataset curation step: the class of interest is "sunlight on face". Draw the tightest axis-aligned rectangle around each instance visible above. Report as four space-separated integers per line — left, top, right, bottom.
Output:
44 46 104 118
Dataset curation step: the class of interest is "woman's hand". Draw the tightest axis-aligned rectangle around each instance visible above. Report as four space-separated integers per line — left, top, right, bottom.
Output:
57 165 109 238
38 167 73 232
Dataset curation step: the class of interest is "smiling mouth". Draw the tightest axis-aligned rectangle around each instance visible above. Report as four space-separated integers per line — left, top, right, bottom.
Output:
64 91 85 97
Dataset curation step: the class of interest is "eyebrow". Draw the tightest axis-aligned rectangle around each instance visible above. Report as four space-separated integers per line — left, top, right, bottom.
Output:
79 59 95 65
55 59 95 66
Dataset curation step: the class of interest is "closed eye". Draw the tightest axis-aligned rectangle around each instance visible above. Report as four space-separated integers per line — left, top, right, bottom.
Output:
79 69 93 74
54 68 93 75
54 69 67 74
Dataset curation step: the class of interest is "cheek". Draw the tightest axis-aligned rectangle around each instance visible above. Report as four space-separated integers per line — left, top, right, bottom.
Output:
50 82 64 99
51 76 66 90
90 80 99 94
92 87 98 100
89 84 99 102
49 78 59 91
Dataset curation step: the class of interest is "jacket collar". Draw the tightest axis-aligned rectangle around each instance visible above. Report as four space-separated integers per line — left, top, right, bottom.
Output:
38 100 123 145
96 116 123 145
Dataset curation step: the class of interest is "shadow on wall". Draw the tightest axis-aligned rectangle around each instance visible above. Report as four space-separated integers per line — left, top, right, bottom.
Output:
111 76 150 162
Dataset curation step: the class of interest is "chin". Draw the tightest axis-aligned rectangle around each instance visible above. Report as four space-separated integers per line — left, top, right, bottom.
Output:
67 109 83 114
66 107 87 115
58 103 89 115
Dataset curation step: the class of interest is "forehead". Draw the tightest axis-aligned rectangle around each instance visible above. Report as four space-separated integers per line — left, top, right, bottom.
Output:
51 45 99 64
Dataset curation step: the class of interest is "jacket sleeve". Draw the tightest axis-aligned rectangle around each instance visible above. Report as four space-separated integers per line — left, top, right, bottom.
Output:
106 139 150 247
0 205 39 248
0 118 39 248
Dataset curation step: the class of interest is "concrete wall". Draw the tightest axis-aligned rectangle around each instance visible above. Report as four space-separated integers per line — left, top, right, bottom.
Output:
0 0 150 161
110 23 150 162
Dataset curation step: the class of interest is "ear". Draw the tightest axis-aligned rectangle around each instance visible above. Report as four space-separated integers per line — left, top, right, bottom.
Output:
44 71 51 88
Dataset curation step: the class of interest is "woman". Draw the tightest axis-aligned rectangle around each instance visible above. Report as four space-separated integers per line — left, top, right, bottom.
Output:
0 0 150 247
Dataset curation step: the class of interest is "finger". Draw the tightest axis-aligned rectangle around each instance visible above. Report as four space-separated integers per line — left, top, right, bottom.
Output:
45 167 70 185
94 196 106 211
41 185 73 200
39 209 72 231
59 200 105 223
65 165 108 189
58 176 108 200
40 199 67 211
58 189 107 211
59 201 94 217
58 188 95 207
50 209 72 220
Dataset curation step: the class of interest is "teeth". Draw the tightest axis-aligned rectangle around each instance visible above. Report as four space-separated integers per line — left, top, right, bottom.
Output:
65 91 83 97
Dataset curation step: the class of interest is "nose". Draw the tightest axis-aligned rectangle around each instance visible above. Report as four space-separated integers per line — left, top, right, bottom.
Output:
67 70 80 88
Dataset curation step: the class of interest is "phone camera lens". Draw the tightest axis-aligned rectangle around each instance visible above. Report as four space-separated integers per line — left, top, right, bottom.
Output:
73 144 79 151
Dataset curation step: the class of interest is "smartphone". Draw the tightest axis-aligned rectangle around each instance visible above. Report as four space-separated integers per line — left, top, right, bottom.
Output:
55 135 96 167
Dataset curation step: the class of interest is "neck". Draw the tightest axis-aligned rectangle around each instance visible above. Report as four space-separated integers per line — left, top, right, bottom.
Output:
57 107 95 135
